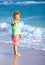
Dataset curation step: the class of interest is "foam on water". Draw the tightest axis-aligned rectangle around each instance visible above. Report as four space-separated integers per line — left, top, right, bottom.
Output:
0 1 45 5
0 20 45 50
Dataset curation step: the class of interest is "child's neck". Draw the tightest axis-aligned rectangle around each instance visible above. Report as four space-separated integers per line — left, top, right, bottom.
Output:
14 20 18 24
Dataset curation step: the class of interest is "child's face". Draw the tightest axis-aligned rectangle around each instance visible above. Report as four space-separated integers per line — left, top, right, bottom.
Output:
14 14 20 21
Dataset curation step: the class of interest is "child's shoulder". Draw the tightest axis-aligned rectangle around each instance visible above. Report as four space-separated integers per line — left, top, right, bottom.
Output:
11 22 15 27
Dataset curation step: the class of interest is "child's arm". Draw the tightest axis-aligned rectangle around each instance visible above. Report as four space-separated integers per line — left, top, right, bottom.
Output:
11 23 15 27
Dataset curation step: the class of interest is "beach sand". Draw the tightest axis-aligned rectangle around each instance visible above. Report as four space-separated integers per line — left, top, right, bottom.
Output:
0 43 45 65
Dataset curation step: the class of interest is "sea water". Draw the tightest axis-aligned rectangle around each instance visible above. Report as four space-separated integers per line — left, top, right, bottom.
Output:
0 0 45 50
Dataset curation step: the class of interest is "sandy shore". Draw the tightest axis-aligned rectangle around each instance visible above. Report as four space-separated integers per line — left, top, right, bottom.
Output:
0 43 45 65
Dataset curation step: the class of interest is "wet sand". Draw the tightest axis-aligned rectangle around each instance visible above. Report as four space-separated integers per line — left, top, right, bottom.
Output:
0 43 45 65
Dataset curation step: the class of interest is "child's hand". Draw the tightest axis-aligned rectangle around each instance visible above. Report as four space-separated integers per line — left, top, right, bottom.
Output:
19 34 22 38
11 24 14 27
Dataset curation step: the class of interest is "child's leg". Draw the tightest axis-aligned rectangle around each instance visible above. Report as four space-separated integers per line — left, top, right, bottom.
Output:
13 44 17 54
13 44 21 56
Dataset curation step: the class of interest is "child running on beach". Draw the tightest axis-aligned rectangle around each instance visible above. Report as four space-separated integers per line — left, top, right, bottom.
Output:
11 11 22 56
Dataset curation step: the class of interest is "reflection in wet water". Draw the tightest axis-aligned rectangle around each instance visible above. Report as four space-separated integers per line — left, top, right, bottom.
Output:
12 55 18 65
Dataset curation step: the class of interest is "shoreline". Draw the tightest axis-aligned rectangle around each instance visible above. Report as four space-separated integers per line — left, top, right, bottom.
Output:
0 41 45 51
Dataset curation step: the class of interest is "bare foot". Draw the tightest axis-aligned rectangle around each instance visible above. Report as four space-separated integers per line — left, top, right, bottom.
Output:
16 52 21 56
14 52 21 56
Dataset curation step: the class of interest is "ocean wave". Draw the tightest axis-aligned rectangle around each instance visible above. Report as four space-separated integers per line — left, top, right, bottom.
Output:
14 1 45 5
23 16 45 20
0 1 45 5
0 22 8 28
0 21 45 39
0 21 45 50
